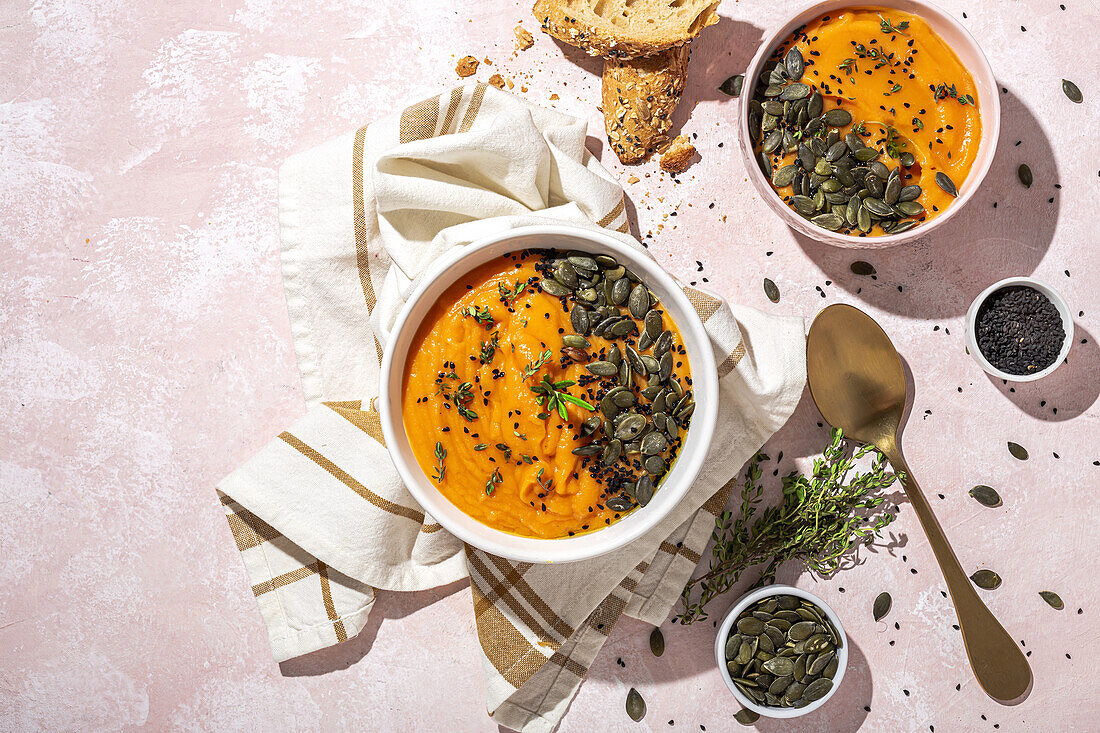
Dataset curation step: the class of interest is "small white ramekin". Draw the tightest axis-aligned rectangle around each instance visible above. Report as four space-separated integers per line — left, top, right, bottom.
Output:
377 224 718 564
965 276 1074 382
738 0 1001 248
714 584 848 718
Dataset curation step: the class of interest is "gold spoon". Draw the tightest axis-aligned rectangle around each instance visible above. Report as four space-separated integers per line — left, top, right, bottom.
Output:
806 303 1031 704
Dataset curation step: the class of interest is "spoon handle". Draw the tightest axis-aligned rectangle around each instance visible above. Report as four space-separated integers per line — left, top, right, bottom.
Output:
879 444 1032 703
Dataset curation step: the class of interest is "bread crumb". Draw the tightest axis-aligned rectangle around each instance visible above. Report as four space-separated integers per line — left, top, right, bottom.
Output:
489 73 506 90
660 135 696 173
520 85 529 93
484 57 493 65
514 25 534 50
506 77 515 89
549 93 560 100
627 175 639 184
456 56 479 78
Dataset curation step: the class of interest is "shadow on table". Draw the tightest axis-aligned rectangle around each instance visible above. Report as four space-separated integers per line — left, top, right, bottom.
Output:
550 16 764 154
792 88 1059 320
278 577 469 677
986 323 1099 421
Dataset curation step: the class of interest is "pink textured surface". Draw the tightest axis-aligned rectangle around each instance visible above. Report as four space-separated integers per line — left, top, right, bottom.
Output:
2 1 1097 731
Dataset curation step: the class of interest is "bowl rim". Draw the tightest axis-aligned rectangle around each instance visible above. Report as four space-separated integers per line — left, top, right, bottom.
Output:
738 0 1001 249
377 224 719 563
713 583 849 718
964 276 1074 382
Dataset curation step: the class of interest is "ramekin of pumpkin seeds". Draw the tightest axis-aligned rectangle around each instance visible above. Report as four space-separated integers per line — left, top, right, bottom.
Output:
714 585 848 719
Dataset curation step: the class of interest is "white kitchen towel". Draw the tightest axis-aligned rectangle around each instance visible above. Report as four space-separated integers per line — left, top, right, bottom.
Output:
218 83 806 732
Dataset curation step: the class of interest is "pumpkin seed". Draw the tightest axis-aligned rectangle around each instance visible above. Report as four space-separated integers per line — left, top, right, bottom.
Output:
734 708 760 726
644 455 665 474
562 334 590 349
644 309 663 340
641 432 667 456
971 569 1002 590
628 284 649 319
554 261 579 289
570 306 590 335
764 277 780 303
1008 441 1028 460
812 213 845 231
969 485 1002 507
1062 79 1083 104
784 47 804 81
626 687 646 721
719 74 744 97
606 495 632 512
601 439 622 465
649 627 665 656
873 591 892 622
788 621 817 641
779 82 811 101
737 616 765 636
896 201 924 216
854 146 880 162
615 414 646 440
802 677 833 702
772 164 798 187
935 171 958 197
1017 163 1033 188
540 279 571 297
822 108 853 127
609 319 636 338
1039 591 1064 610
572 444 602 456
899 151 916 167
587 361 618 377
899 184 921 202
568 255 598 272
807 650 835 676
762 656 794 677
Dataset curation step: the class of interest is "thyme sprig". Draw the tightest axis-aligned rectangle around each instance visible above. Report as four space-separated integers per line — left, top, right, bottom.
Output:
485 468 502 496
676 429 900 625
432 441 446 483
463 305 495 329
934 82 975 106
479 333 499 365
498 280 528 307
523 349 554 379
530 373 595 420
878 13 910 34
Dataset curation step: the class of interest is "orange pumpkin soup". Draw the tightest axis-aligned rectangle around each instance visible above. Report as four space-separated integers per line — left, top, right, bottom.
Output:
401 249 693 539
752 6 981 235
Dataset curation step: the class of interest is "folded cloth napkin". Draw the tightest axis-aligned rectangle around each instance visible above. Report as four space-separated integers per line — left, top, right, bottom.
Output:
218 83 806 732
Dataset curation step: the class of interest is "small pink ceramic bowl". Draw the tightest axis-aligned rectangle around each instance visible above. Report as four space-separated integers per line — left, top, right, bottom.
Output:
738 0 1000 248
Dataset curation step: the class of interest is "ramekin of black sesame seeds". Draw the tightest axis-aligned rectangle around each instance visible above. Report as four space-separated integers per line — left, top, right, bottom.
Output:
965 277 1073 382
737 1 1001 248
377 224 718 564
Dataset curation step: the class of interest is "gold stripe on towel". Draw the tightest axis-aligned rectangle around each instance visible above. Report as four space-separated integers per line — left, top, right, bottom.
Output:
252 563 318 597
487 555 574 639
596 197 625 228
225 504 282 551
658 540 702 565
547 651 588 678
317 561 348 643
470 582 549 688
351 127 385 364
440 86 465 134
399 94 442 144
702 476 737 516
457 83 488 133
279 432 425 524
681 285 722 323
324 402 387 446
469 552 557 645
717 340 747 379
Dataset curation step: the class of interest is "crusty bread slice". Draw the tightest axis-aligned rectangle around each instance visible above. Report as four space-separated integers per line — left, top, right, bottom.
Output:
601 44 689 164
534 0 719 58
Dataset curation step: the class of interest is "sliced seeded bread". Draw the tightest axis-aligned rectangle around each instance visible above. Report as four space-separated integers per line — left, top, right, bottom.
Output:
534 0 719 58
601 45 689 164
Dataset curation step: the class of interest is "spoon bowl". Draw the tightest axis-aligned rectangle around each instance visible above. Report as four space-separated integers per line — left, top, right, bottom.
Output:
806 304 1032 704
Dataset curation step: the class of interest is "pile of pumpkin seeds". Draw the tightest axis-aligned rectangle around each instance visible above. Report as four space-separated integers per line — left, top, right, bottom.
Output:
723 593 842 709
535 250 694 515
749 46 952 236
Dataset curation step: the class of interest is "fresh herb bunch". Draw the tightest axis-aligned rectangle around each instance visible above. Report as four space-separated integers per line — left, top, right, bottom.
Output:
676 428 900 624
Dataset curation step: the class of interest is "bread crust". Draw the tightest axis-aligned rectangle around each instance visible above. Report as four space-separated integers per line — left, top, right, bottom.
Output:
659 134 696 172
533 0 718 58
601 45 689 164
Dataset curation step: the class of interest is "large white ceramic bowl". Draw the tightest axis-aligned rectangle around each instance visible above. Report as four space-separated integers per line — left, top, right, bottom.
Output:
715 584 848 718
965 276 1073 382
378 225 718 564
739 0 1001 248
